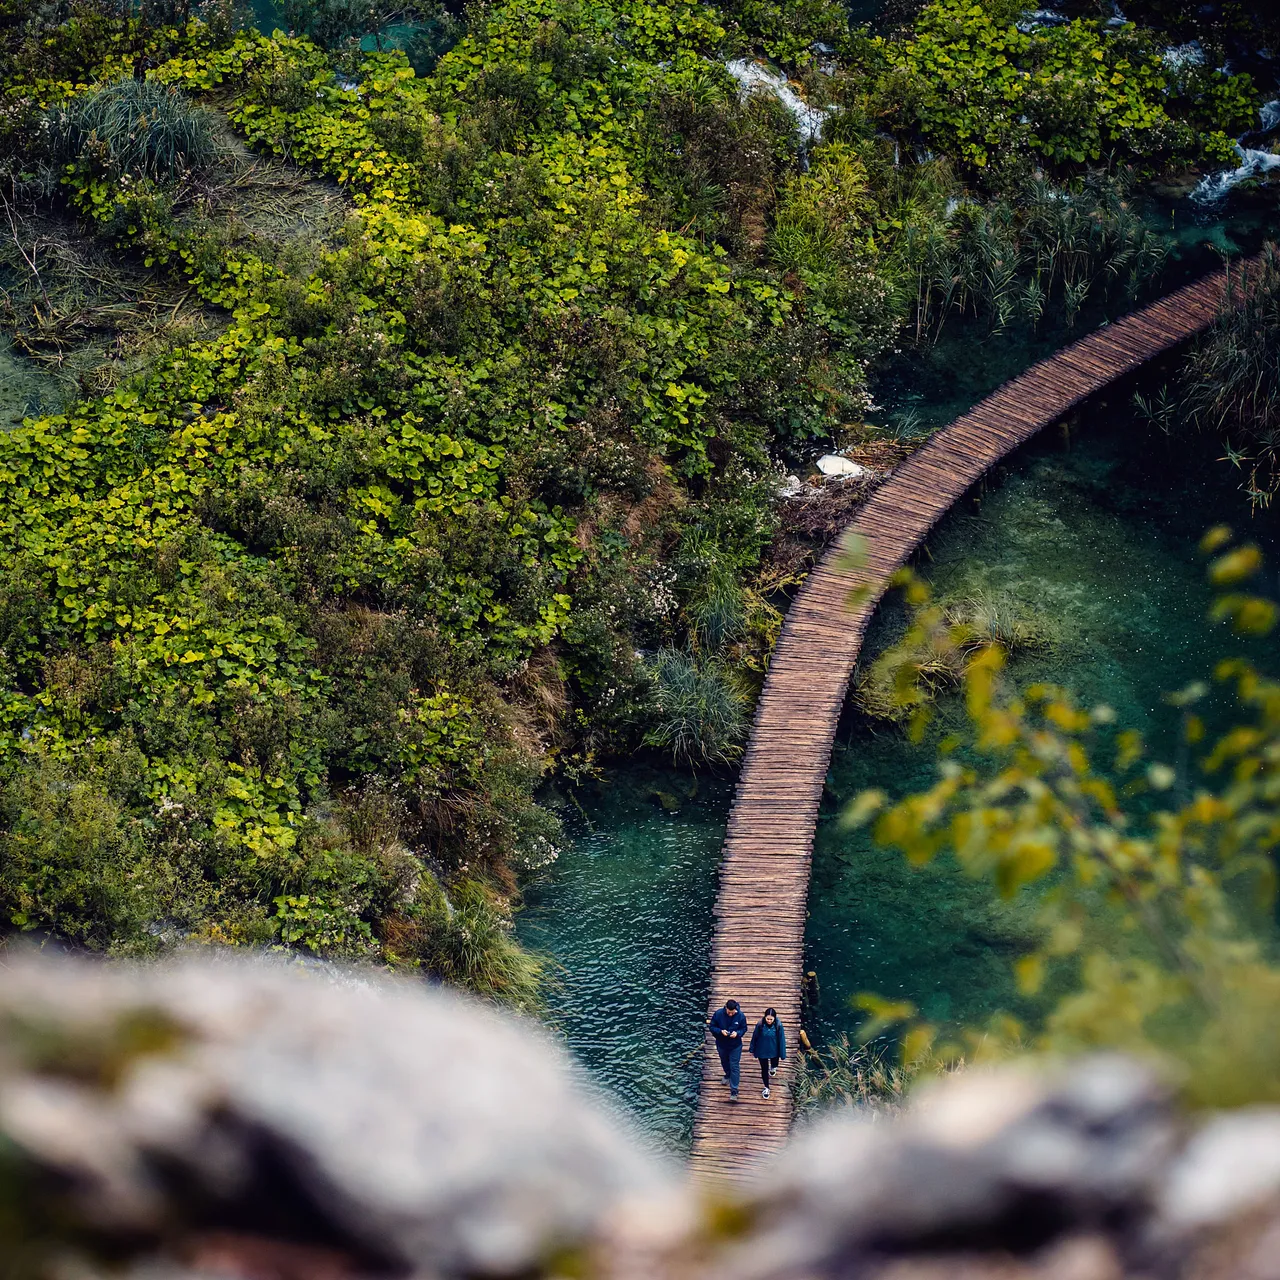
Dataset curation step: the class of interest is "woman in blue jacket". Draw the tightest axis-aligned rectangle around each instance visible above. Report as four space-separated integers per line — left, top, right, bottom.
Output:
748 1007 786 1098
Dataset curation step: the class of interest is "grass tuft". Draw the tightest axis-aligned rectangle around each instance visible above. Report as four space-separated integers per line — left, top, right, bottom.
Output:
54 78 215 181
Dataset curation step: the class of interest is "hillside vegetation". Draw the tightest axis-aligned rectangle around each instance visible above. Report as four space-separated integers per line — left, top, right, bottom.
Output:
0 0 1265 989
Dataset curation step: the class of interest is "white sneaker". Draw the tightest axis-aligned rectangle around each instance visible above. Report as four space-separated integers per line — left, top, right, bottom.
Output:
762 1086 770 1098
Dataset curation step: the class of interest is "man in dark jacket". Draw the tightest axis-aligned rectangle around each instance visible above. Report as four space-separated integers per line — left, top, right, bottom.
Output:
707 998 748 1099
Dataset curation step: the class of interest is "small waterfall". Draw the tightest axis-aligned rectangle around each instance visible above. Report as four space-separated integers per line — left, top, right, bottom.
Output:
1162 40 1205 70
1191 94 1280 203
1193 140 1280 203
1016 9 1067 33
724 59 827 146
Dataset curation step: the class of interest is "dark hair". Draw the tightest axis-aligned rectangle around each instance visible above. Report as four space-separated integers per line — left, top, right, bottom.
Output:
758 1007 777 1027
725 999 739 1012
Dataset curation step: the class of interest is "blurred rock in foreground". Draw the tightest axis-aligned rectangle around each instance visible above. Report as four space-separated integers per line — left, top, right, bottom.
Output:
2 952 1280 1280
0 950 678 1280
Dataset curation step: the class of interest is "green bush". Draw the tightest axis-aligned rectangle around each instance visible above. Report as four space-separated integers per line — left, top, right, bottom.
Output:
642 649 749 766
53 77 215 179
843 534 1280 1107
860 0 1257 174
902 174 1168 339
401 876 545 1009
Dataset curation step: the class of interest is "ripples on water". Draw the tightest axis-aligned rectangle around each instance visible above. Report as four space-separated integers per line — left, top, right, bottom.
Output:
515 770 730 1154
806 406 1279 1050
522 406 1278 1133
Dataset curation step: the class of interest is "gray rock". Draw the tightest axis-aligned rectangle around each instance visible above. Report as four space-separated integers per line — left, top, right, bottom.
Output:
8 952 1280 1280
0 951 674 1277
724 1058 1176 1279
1155 1108 1280 1234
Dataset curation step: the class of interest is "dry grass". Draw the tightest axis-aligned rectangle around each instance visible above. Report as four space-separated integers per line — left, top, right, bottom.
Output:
758 433 914 592
851 595 1051 723
0 206 224 402
0 109 348 407
193 113 349 245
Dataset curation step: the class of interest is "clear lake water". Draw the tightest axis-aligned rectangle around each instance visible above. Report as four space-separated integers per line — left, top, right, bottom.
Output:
0 331 65 432
515 768 731 1155
4 0 1278 1149
521 231 1279 1142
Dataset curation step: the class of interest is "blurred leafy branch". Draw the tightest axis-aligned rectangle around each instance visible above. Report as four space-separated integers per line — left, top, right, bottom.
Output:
840 526 1280 1107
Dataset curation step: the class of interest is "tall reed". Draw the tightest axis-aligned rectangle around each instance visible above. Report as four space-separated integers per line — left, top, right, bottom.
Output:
903 175 1167 342
1179 244 1280 508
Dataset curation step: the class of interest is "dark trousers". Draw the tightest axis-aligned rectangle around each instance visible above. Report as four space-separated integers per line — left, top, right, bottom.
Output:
758 1056 779 1086
716 1040 741 1091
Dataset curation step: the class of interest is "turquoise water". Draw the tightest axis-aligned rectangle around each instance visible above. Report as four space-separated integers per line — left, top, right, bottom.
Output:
524 398 1278 1134
0 336 62 432
231 0 1280 1127
250 0 283 32
515 769 730 1153
805 406 1280 1050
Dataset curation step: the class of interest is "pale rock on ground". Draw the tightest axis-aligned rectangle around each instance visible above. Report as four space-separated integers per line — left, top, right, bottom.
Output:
815 454 873 481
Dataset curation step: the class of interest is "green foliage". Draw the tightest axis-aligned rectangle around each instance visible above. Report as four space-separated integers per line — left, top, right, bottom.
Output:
844 533 1280 1107
402 876 545 1008
906 174 1168 339
1178 246 1280 509
852 594 1050 722
768 142 903 353
0 0 882 985
859 0 1258 174
52 76 215 179
641 648 749 765
717 0 846 66
794 1034 964 1117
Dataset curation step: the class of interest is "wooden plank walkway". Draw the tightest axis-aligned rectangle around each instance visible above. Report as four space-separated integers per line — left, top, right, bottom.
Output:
690 262 1244 1185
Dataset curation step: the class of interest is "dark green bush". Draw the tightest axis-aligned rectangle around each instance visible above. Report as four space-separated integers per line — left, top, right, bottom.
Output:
1178 246 1280 508
641 649 749 766
54 78 215 179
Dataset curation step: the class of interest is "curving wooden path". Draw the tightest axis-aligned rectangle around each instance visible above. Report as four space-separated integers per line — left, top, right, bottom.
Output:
689 261 1245 1185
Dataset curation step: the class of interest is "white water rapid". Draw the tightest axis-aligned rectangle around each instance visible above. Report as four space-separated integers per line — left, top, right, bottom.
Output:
724 59 827 146
1192 100 1280 203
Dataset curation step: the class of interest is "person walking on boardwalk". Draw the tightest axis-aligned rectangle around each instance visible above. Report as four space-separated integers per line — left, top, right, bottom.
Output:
707 998 747 1100
749 1007 786 1098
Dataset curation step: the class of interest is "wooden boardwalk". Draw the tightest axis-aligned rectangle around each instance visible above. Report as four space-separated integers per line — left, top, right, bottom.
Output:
690 262 1242 1185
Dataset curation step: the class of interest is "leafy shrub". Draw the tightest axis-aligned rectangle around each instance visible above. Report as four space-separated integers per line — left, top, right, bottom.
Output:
844 534 1280 1107
862 0 1256 174
0 745 251 955
769 142 876 278
399 876 545 1009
